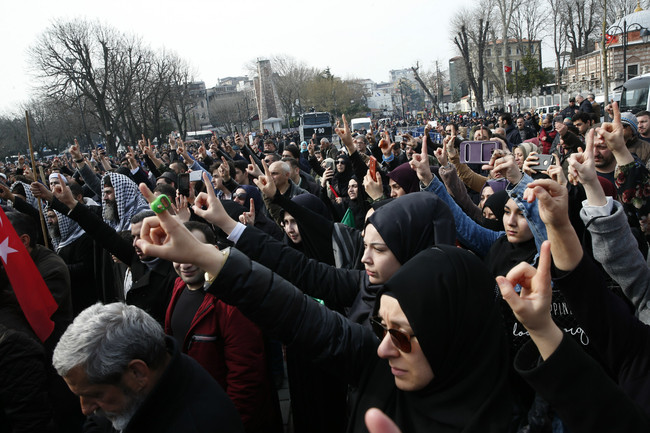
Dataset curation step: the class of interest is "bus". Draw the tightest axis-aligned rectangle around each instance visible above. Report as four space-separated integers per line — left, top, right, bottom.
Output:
299 112 332 143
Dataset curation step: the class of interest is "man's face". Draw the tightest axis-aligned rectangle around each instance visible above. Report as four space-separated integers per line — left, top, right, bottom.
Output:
103 186 116 203
354 137 367 153
320 139 330 149
593 143 615 170
264 142 276 152
131 221 148 260
573 119 589 135
542 118 552 129
269 162 289 188
64 365 145 431
405 145 415 160
498 116 504 128
516 118 525 129
474 129 488 141
234 168 248 185
173 230 206 287
637 115 650 136
445 125 454 135
282 151 293 159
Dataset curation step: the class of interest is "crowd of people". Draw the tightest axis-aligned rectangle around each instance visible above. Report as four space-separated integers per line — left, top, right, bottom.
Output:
1 95 650 433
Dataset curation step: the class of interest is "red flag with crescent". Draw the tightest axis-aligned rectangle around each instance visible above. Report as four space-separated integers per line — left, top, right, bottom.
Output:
0 207 58 341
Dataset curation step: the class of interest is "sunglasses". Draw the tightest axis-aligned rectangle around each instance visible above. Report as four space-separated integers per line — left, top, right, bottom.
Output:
336 160 346 164
370 316 414 353
233 193 247 199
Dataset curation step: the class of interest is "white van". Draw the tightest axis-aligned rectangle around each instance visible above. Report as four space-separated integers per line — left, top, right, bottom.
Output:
535 105 560 118
350 117 372 132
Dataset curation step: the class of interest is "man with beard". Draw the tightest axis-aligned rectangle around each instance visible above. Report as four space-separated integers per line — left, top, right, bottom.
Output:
165 221 282 433
34 176 177 324
101 173 149 232
53 302 243 433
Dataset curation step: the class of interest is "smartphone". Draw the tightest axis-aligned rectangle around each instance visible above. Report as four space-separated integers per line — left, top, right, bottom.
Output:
533 154 554 172
178 173 190 197
369 156 378 182
325 159 335 171
189 170 203 182
460 141 500 164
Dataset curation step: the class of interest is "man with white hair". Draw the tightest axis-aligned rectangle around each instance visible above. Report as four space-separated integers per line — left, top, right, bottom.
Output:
53 302 244 433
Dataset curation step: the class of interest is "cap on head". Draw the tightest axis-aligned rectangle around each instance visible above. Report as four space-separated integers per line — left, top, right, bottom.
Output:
621 112 639 135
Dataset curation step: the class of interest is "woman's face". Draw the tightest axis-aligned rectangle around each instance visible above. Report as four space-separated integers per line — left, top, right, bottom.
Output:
348 179 359 200
361 224 401 285
376 295 434 391
503 199 533 243
513 148 525 169
479 186 494 209
482 206 496 220
388 179 406 198
283 212 301 244
233 188 247 207
336 158 347 173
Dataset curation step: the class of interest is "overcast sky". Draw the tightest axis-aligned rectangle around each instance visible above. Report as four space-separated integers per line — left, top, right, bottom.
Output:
1 0 552 116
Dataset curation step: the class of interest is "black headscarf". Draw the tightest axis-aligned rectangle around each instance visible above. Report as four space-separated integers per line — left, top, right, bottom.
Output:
367 192 455 264
481 190 509 232
332 154 353 198
351 246 512 432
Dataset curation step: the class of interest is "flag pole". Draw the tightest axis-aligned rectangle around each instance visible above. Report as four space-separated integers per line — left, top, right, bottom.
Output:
24 111 50 249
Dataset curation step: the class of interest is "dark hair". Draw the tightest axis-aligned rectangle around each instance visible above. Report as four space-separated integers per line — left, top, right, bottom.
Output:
499 113 513 126
281 157 299 171
153 183 176 198
446 122 458 133
209 161 236 179
571 112 591 124
68 181 83 199
637 110 650 118
184 221 216 245
170 161 188 173
6 211 38 248
284 144 300 159
263 153 281 163
233 160 248 173
131 210 155 225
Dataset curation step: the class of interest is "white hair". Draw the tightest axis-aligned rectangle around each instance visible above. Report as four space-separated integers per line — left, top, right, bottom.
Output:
53 302 167 384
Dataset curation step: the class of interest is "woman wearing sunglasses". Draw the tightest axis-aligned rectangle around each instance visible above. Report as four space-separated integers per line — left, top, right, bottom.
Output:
134 197 512 432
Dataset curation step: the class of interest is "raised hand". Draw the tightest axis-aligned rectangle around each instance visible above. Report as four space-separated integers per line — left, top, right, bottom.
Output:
218 157 231 182
69 141 83 162
136 182 225 273
363 171 384 201
238 198 256 226
175 193 191 223
409 131 433 185
523 178 570 228
365 408 402 433
247 155 263 178
546 154 567 187
598 101 630 162
434 143 448 167
496 241 562 360
522 151 540 176
192 172 238 234
0 184 15 202
253 160 277 199
30 182 54 202
567 129 607 206
50 174 78 209
491 154 522 185
335 114 355 154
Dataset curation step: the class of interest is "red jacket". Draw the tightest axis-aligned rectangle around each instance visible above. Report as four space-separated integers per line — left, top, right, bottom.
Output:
538 128 557 154
165 278 281 432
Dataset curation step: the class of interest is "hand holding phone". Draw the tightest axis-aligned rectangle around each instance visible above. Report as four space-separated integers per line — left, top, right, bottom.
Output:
369 156 378 182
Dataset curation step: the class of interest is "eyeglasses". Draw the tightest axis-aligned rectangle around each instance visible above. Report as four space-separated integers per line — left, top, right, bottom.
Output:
370 316 414 353
233 193 247 199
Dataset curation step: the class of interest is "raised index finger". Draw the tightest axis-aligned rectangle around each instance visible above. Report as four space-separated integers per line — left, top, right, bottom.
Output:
262 159 271 177
612 101 621 126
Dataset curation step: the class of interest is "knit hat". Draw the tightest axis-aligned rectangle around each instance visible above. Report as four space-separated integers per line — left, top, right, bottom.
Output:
620 112 639 135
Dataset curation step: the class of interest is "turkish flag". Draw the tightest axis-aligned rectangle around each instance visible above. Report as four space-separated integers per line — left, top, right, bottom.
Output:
504 66 513 73
0 207 58 342
605 34 618 44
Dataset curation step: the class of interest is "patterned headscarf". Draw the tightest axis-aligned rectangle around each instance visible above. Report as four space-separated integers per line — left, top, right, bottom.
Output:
101 173 149 232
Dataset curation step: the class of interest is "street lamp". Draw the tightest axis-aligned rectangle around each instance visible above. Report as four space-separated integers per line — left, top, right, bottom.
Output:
65 58 93 149
606 19 650 81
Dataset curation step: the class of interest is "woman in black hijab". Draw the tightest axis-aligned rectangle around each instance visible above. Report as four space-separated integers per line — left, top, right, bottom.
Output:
349 245 512 432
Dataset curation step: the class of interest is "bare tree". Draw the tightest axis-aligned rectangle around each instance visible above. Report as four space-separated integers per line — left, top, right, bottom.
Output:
271 55 317 126
411 62 443 115
562 0 601 61
548 0 569 89
453 9 491 114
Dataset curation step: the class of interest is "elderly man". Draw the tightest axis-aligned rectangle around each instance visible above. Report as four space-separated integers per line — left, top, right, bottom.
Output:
576 94 593 113
320 137 338 160
262 160 309 224
53 302 243 433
